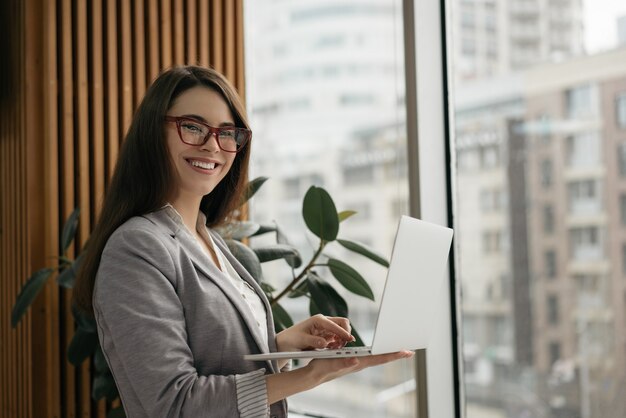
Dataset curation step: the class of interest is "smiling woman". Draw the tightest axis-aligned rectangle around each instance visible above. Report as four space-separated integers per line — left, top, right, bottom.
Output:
71 65 411 418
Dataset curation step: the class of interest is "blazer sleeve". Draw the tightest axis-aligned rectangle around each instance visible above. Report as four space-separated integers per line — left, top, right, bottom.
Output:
93 227 269 418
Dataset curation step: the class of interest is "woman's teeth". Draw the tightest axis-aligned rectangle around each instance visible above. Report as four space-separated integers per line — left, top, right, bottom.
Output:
189 160 216 170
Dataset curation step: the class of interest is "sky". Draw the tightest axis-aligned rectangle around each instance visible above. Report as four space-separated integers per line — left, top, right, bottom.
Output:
583 0 626 53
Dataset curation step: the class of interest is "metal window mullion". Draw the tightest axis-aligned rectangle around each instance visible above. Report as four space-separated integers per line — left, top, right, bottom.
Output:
403 0 460 417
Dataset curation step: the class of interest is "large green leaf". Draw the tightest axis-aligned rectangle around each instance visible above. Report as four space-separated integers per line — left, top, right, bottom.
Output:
338 210 357 222
68 327 98 366
11 268 54 327
307 274 348 317
271 302 294 332
92 372 119 401
60 208 80 254
229 221 261 240
107 406 126 418
239 176 268 207
327 258 374 301
302 186 339 241
254 244 302 268
275 224 290 244
250 223 277 237
72 303 97 333
337 239 390 267
57 253 85 289
94 345 109 374
225 239 263 283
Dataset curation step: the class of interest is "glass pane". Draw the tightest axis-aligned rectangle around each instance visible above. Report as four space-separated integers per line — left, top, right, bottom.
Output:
244 1 412 416
449 0 626 416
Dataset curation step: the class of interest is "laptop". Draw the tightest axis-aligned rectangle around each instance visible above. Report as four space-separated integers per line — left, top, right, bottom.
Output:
244 215 454 361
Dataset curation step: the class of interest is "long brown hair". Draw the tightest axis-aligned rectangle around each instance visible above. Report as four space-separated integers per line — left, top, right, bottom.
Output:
74 66 251 315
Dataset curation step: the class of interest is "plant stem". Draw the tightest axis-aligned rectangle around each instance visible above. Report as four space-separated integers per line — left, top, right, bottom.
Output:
270 240 326 306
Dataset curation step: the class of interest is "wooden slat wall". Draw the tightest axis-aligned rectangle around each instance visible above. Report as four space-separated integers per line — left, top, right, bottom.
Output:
0 1 246 417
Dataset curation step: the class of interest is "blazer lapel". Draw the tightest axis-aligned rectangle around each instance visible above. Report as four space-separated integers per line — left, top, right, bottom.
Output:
146 209 279 373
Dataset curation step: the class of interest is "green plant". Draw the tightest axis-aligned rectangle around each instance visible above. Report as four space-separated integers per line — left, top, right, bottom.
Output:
11 177 388 415
11 208 124 417
220 177 389 343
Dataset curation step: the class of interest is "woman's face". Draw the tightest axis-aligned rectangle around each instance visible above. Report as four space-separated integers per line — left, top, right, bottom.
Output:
165 86 238 201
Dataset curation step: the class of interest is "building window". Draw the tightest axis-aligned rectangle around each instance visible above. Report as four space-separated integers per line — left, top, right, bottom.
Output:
623 244 626 275
541 159 553 188
480 188 504 212
565 84 598 119
565 132 601 168
619 143 626 177
342 165 374 185
570 227 602 261
482 230 502 253
545 250 557 278
549 341 561 366
547 295 559 325
480 145 500 169
543 205 554 233
617 92 626 128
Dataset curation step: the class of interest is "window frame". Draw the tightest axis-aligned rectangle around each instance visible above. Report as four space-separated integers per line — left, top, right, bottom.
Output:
404 0 460 416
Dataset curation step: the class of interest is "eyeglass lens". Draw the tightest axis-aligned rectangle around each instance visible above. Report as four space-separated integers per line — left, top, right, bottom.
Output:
179 120 245 151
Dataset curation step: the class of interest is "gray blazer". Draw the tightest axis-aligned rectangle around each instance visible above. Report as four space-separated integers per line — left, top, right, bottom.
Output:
94 206 288 418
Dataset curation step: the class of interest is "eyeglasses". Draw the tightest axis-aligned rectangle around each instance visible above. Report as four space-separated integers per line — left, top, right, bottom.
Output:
164 116 251 153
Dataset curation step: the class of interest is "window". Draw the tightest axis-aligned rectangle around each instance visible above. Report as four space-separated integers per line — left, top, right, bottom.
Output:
547 295 559 325
623 244 626 275
540 159 553 188
619 143 626 177
543 205 554 233
545 250 557 278
565 84 599 119
342 165 374 185
617 92 626 128
482 230 502 253
450 0 626 416
549 341 561 366
245 2 411 416
567 179 601 215
565 132 601 168
570 227 602 261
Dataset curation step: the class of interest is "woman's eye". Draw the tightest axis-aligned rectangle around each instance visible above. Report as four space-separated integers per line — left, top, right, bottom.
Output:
182 123 203 133
221 130 236 138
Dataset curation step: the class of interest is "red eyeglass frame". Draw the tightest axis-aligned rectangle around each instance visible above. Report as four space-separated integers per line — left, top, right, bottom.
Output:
164 115 251 153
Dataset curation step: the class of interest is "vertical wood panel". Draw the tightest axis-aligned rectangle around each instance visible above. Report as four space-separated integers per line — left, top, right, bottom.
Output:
160 0 173 68
235 0 245 96
198 0 209 66
211 0 224 72
121 0 133 136
186 0 197 64
59 0 76 410
173 0 184 64
4 1 248 416
134 0 147 106
224 0 235 81
106 0 120 178
148 0 161 82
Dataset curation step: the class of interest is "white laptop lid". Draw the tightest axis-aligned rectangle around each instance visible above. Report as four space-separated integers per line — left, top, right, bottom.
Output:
243 216 453 361
370 216 453 354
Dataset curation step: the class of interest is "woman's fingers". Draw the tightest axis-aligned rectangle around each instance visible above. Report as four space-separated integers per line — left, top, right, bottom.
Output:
311 314 354 342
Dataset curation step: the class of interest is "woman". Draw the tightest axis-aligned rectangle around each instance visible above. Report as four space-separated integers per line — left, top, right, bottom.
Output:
74 66 412 418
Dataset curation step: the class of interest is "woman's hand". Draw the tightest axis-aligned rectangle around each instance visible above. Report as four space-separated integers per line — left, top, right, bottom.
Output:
276 314 355 353
303 351 415 386
265 350 415 404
